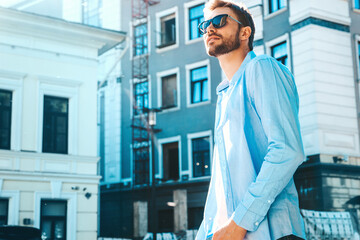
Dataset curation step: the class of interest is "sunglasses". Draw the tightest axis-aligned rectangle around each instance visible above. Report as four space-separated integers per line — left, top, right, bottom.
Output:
198 14 243 35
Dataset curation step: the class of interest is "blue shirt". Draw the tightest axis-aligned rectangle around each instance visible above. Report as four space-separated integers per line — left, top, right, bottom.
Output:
196 51 306 240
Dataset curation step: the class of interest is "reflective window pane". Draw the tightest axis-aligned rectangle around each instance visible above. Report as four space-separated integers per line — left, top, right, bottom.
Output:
192 137 211 178
189 4 204 40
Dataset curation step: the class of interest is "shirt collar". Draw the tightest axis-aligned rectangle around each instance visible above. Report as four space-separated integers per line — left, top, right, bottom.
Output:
216 51 257 95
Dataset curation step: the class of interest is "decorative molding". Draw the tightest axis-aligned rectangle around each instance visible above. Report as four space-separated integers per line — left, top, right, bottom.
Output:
291 17 350 33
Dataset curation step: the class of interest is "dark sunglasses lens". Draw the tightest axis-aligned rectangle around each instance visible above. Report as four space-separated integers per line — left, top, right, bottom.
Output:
213 15 227 28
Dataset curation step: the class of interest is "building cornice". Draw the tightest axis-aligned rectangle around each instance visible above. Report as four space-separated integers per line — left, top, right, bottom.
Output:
0 7 127 55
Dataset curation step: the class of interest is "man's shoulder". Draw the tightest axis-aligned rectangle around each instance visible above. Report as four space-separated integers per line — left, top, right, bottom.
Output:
247 54 276 67
245 54 287 74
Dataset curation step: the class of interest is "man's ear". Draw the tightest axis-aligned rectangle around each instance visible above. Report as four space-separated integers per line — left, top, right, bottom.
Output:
240 26 251 41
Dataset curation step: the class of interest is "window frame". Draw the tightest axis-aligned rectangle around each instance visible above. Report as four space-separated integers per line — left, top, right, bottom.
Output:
157 68 180 113
356 35 360 82
38 81 78 155
130 76 152 119
187 130 213 180
0 72 22 151
0 90 12 150
155 6 179 53
265 33 292 71
40 199 67 240
184 0 206 45
263 0 287 19
0 181 20 226
0 198 8 225
157 136 182 182
354 0 360 11
130 17 151 59
34 191 76 240
186 59 211 108
42 95 69 154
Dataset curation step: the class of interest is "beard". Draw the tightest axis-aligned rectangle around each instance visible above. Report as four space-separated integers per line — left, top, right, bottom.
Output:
207 27 241 57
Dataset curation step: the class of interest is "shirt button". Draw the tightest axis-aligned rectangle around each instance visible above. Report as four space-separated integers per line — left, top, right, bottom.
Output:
267 200 271 204
209 217 212 221
255 222 259 226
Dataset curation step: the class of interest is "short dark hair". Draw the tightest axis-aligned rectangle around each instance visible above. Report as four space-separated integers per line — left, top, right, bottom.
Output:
204 0 255 51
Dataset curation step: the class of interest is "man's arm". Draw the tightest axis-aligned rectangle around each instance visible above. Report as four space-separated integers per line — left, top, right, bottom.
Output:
230 57 305 232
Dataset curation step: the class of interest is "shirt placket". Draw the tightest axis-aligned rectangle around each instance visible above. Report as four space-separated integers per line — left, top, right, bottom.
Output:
216 93 235 219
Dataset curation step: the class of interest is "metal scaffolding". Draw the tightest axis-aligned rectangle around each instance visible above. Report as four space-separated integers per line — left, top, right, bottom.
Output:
131 0 158 186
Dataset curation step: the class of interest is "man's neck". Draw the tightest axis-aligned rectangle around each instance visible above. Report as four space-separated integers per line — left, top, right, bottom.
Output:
218 48 250 81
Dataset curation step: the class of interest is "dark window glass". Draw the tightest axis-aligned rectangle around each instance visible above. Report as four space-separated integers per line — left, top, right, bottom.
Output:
188 207 204 229
0 90 12 150
134 81 149 115
356 0 360 9
358 42 360 75
161 74 177 109
0 199 8 225
158 209 174 233
159 13 176 47
269 0 286 13
192 137 210 178
162 142 179 181
40 200 67 240
82 0 102 27
271 41 288 67
43 96 69 154
189 4 205 40
191 66 208 104
134 23 148 56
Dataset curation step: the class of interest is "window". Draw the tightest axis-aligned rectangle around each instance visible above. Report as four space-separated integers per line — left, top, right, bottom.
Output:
162 142 179 181
269 0 286 14
189 4 205 40
159 13 176 48
42 96 69 154
134 81 149 115
0 90 12 150
188 207 203 230
191 66 208 104
40 200 67 240
356 0 360 9
192 137 211 178
358 41 360 75
158 209 174 232
134 23 148 56
271 41 288 67
82 0 103 27
161 74 177 109
0 199 8 225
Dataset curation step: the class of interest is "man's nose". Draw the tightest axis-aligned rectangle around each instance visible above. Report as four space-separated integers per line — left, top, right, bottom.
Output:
206 22 216 34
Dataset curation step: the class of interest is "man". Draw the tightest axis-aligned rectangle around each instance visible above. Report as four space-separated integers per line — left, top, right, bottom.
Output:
195 1 306 240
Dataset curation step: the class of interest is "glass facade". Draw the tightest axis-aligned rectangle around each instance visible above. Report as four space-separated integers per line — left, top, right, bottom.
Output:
189 4 205 40
82 0 103 27
0 90 12 150
134 23 148 56
269 0 286 13
271 41 288 67
42 96 69 154
191 66 208 104
192 137 210 178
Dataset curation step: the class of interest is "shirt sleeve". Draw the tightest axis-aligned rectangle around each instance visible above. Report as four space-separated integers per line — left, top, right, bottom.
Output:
230 57 305 231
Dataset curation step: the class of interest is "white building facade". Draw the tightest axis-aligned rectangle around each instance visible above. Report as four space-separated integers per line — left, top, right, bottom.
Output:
0 6 124 239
